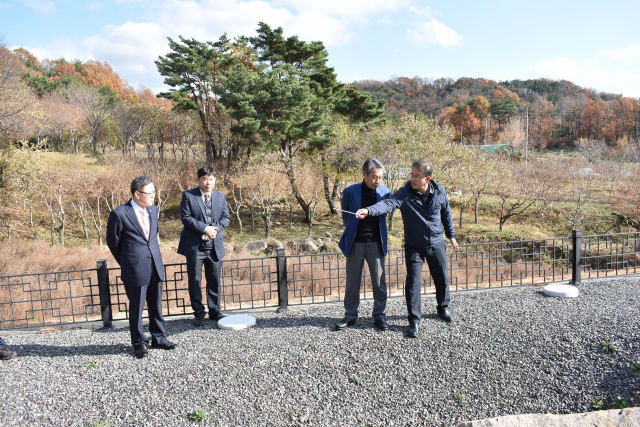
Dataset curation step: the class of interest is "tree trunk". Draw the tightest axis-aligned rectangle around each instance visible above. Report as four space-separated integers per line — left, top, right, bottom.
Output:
283 156 311 223
323 173 337 214
388 210 395 232
251 199 256 232
459 207 464 229
58 223 65 246
263 214 271 239
474 198 480 224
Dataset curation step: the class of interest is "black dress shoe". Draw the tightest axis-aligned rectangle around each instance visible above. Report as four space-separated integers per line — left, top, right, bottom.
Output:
407 323 419 338
209 313 226 321
0 346 16 360
373 319 389 331
335 317 357 331
437 307 453 323
151 341 177 350
194 317 206 327
134 343 148 359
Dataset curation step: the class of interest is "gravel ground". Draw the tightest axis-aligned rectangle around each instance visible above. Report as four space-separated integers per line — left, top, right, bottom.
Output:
1 278 639 427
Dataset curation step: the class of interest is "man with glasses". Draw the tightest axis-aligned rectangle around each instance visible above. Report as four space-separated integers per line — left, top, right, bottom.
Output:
107 176 177 358
177 166 231 326
336 158 390 331
356 160 459 338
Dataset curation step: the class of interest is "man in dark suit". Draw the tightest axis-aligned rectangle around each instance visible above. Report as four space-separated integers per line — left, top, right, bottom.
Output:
356 160 459 338
177 166 231 326
106 176 177 358
337 158 390 331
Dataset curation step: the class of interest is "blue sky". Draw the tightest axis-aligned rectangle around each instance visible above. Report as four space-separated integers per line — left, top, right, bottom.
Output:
2 0 639 97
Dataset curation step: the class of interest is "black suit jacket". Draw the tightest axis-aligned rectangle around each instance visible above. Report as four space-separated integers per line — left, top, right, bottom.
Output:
177 187 231 259
106 201 164 286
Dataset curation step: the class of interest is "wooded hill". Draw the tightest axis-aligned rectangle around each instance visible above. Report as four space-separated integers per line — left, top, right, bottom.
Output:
355 77 640 148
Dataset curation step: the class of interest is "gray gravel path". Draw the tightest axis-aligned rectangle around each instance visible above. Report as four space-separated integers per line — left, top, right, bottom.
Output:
1 278 639 427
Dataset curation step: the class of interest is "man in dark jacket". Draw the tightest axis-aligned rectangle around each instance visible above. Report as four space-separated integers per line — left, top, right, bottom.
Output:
177 166 231 326
356 160 459 338
107 176 177 358
337 158 390 331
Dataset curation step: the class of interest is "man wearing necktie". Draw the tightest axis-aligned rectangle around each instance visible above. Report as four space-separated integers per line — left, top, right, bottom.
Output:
177 166 231 326
106 176 177 358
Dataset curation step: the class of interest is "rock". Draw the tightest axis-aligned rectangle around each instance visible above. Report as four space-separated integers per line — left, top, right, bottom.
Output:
457 407 640 427
223 243 234 255
244 240 268 254
325 231 332 238
265 239 284 256
302 239 319 254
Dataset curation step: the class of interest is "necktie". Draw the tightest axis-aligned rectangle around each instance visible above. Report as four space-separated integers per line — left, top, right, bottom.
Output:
139 210 150 239
204 194 210 206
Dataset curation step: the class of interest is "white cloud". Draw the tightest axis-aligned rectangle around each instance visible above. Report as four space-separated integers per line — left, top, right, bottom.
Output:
20 0 56 13
600 43 640 62
82 22 167 75
406 19 461 47
17 37 85 62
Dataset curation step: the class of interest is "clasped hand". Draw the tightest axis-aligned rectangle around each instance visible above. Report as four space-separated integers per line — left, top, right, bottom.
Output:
203 225 218 240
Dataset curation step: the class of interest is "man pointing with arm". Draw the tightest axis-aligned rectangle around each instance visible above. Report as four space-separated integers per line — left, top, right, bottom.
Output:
356 160 458 338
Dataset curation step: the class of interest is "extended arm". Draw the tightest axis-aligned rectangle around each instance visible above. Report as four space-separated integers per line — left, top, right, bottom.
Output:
356 187 406 218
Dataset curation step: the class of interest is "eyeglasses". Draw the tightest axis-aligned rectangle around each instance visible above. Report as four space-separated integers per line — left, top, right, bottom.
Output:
138 191 156 196
410 175 428 180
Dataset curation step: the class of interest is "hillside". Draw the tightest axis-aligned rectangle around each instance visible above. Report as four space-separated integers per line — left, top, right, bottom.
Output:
354 76 639 148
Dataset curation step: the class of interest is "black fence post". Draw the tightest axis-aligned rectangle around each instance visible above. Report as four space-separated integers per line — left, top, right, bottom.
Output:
276 248 289 312
96 259 113 328
572 229 582 285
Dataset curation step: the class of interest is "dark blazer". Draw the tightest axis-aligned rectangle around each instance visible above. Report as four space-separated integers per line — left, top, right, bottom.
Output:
106 201 164 286
338 183 390 257
177 187 231 259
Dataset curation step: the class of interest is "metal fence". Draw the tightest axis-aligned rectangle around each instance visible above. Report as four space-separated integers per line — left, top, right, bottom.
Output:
1 230 638 330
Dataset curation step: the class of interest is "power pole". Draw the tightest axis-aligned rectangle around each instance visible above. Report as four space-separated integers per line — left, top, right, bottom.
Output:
484 117 488 145
525 107 529 166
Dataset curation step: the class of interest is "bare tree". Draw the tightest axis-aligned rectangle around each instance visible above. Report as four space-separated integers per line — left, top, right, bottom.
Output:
67 85 110 153
112 101 146 157
489 164 553 231
41 184 66 246
0 42 34 140
249 161 287 239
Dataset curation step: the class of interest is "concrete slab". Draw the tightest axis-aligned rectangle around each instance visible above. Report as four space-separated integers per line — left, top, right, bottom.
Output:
217 314 256 331
543 284 579 298
457 407 640 426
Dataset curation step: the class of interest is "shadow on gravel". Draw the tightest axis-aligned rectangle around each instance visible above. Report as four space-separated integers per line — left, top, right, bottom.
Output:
11 343 132 358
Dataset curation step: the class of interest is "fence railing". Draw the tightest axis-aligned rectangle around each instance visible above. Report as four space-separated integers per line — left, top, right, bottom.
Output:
1 230 638 329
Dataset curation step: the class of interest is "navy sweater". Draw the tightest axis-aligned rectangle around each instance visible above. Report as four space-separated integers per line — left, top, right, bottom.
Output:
366 179 455 249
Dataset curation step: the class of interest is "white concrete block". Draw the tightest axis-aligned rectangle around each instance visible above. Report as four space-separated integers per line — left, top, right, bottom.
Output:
542 284 579 298
217 314 257 330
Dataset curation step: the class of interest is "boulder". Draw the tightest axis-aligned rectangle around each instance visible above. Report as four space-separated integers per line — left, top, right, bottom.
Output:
244 240 268 254
302 239 319 254
223 243 234 255
265 239 284 256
